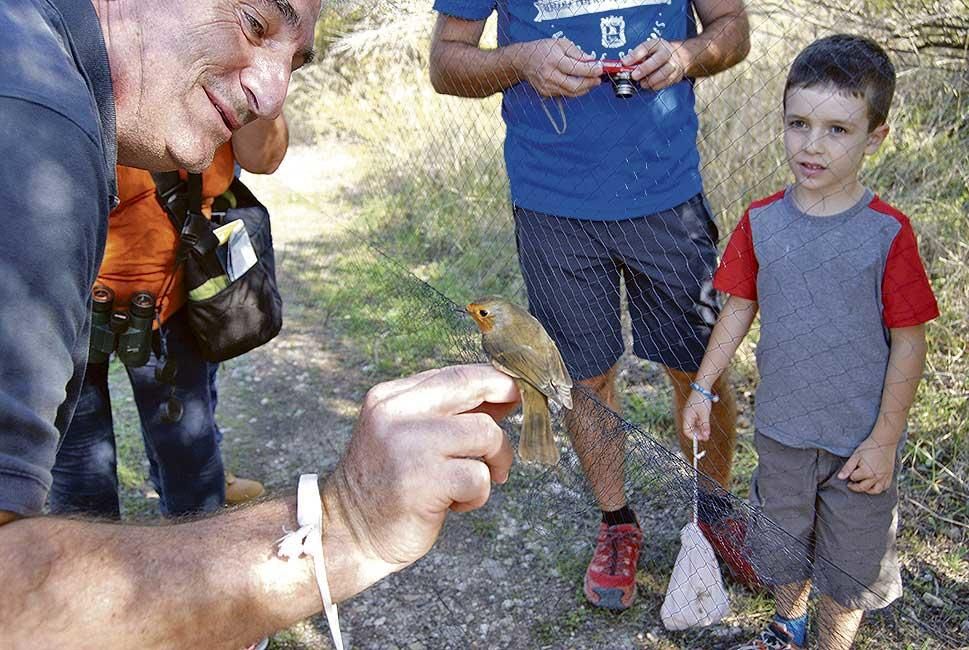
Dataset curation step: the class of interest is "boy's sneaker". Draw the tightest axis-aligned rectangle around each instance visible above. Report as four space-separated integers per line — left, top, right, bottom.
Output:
731 623 803 650
583 522 643 610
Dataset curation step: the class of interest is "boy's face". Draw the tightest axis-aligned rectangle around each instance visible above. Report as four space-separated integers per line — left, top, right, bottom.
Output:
783 85 889 199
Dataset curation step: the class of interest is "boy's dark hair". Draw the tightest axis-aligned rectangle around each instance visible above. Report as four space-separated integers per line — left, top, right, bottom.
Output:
784 34 896 130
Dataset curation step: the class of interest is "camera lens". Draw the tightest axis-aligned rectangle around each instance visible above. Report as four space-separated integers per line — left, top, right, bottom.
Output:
613 71 636 98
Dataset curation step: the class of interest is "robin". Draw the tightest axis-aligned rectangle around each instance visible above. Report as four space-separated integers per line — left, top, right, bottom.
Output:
466 297 572 465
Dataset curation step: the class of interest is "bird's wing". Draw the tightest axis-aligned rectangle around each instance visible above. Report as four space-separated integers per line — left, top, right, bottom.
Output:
547 344 574 410
482 336 562 403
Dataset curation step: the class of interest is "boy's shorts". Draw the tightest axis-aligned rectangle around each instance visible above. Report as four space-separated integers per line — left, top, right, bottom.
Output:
513 194 720 380
747 431 903 611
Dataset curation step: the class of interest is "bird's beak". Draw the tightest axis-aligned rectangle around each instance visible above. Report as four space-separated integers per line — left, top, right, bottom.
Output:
465 303 483 326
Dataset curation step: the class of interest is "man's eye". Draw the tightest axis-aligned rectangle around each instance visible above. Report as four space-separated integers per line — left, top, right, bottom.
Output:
244 12 266 38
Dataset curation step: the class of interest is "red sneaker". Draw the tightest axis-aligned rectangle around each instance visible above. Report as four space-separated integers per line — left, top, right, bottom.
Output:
583 522 643 610
696 490 763 590
698 516 762 590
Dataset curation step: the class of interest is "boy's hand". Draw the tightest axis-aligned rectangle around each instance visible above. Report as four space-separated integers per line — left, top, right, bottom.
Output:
838 436 897 494
682 390 713 441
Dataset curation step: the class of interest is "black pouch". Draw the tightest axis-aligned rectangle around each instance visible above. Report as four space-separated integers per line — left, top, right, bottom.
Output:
153 172 283 362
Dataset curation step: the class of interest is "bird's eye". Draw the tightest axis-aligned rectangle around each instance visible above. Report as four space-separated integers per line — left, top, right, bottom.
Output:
479 309 489 317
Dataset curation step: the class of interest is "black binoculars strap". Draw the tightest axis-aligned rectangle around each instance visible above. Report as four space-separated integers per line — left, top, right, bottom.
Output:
149 172 222 322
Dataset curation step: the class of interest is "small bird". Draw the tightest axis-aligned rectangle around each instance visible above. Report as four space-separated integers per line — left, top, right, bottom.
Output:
466 296 573 465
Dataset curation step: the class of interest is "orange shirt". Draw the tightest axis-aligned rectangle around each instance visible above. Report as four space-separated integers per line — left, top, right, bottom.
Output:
97 144 236 326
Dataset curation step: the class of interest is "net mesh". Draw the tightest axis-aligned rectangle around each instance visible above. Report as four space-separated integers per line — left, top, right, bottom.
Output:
269 0 969 647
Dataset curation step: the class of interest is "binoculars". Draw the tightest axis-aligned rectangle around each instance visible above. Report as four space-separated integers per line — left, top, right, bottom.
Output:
89 284 156 367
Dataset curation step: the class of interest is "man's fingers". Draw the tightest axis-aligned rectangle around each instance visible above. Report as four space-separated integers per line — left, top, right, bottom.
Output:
464 400 518 423
622 38 660 65
557 57 603 79
559 38 596 62
643 64 680 90
445 413 514 483
383 364 519 417
445 459 494 512
634 50 670 79
365 367 444 404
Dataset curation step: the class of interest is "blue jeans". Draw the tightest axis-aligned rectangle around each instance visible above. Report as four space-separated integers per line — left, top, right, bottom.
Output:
49 308 225 518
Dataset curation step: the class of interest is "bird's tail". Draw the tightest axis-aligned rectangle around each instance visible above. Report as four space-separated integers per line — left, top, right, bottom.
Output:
518 381 559 466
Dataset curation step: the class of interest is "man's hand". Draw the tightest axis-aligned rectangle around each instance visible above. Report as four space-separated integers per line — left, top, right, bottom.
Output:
322 364 520 583
838 436 897 494
622 38 689 91
515 38 602 97
682 389 713 442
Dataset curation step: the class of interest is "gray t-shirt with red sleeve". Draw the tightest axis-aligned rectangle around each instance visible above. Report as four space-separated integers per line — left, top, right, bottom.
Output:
714 188 939 457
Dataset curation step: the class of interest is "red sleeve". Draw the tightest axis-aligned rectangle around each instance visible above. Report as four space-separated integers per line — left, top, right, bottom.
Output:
713 210 758 300
882 218 939 327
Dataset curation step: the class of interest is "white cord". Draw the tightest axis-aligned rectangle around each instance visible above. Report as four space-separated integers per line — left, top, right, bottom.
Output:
692 433 706 525
540 97 567 134
277 474 344 650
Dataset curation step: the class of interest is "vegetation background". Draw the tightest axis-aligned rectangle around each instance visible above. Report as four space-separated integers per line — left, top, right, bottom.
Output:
109 0 967 647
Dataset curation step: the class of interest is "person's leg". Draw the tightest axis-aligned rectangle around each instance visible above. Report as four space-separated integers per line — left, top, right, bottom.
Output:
128 309 224 517
49 362 122 519
812 447 902 648
566 365 627 511
666 366 737 488
514 206 641 609
615 194 738 487
735 433 818 648
816 596 863 650
208 360 265 505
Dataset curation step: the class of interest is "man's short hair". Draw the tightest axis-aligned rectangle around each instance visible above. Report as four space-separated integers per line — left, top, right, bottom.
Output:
784 34 896 131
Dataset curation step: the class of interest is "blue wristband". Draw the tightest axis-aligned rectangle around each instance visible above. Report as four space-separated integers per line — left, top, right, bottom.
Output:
689 381 720 403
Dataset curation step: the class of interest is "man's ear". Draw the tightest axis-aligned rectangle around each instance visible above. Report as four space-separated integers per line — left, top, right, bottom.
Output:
865 122 890 154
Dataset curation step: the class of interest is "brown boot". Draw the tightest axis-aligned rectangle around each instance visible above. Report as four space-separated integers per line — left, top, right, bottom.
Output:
225 471 265 506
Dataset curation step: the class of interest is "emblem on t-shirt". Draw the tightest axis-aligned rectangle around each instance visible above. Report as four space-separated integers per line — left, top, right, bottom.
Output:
600 15 626 47
533 0 670 23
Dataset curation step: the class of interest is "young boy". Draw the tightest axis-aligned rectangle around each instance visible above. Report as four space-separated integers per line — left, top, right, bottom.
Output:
682 34 938 649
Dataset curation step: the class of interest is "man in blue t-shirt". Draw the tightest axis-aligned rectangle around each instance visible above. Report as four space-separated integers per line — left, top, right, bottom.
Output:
430 0 749 609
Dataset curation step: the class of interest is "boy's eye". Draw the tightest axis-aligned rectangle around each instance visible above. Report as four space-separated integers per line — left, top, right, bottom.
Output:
787 119 806 129
244 11 266 38
830 125 847 135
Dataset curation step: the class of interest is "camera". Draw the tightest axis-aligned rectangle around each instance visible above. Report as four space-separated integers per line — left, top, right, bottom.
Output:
87 285 156 367
601 60 637 99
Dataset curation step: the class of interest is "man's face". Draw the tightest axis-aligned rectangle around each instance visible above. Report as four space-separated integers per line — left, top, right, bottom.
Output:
113 0 320 171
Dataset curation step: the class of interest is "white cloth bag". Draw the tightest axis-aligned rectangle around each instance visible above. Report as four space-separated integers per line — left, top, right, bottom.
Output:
660 439 730 630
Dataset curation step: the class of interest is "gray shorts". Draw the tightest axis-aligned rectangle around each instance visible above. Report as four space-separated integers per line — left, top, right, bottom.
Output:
513 194 720 380
746 431 902 611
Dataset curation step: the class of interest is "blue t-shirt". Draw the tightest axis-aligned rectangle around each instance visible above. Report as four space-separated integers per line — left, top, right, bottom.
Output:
0 0 115 516
433 0 702 220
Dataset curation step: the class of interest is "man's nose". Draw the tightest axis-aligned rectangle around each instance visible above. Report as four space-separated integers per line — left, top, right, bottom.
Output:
240 55 292 120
